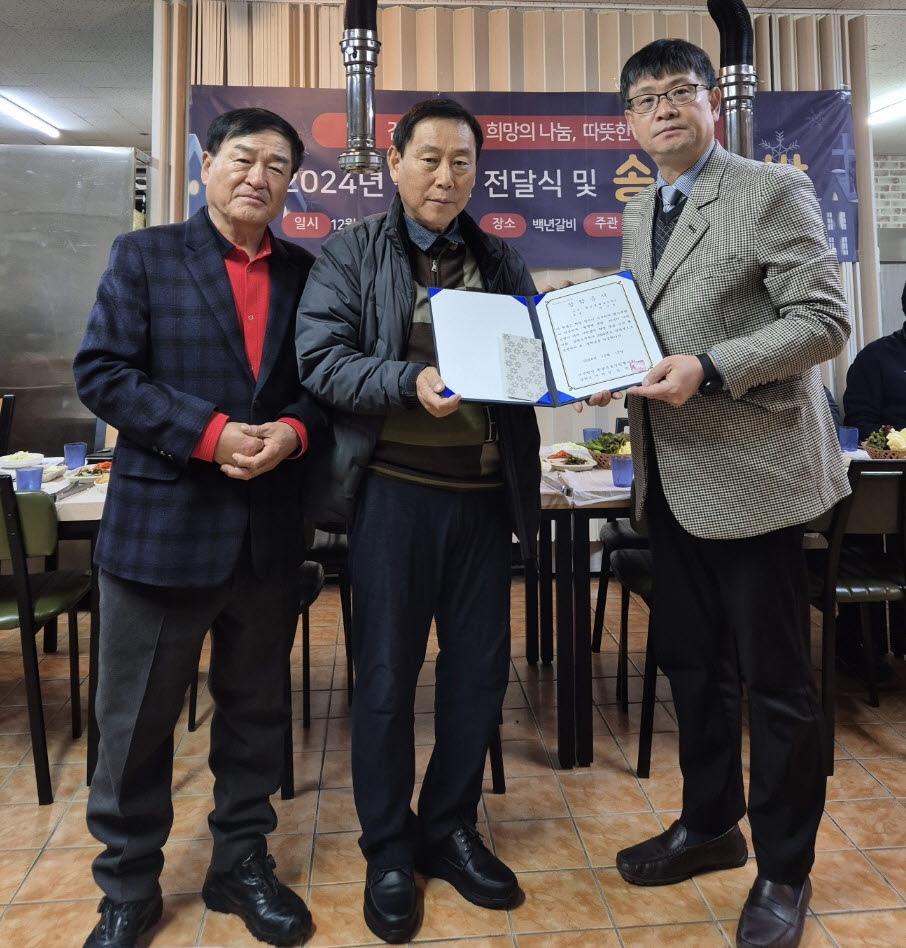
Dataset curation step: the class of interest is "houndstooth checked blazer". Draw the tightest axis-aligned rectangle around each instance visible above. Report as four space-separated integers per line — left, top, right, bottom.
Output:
621 143 851 539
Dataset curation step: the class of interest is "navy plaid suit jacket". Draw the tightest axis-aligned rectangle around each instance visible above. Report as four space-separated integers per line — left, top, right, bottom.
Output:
74 208 327 587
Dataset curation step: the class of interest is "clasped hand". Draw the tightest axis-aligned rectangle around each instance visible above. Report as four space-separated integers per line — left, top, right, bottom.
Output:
214 420 300 480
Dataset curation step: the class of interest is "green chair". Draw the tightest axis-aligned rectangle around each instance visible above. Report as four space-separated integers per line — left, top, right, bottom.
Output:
0 474 90 804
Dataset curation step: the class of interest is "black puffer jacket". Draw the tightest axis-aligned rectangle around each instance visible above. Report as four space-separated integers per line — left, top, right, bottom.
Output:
296 195 540 560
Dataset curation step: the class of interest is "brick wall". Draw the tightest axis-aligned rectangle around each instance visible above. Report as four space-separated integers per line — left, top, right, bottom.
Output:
875 155 906 226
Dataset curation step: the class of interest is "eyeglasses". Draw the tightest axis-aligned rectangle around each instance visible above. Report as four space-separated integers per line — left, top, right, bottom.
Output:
625 83 711 115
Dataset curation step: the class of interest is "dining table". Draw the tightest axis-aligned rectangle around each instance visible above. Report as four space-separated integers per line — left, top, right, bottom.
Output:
532 462 632 769
6 452 634 780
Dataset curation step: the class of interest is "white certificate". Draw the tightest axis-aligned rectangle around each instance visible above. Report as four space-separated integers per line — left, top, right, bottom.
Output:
429 271 662 407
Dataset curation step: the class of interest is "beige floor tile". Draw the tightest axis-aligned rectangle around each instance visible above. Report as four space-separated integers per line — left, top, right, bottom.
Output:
0 762 85 805
271 789 319 836
517 931 619 947
47 800 95 848
619 921 728 946
596 867 709 928
862 756 906 797
814 812 855 851
0 800 67 849
557 770 651 817
310 830 364 885
510 868 611 934
484 775 568 823
495 740 555 779
809 849 904 912
598 702 678 738
491 818 588 873
284 752 328 795
316 787 360 834
0 733 31 768
13 845 95 902
0 898 102 948
573 812 666 869
170 757 214 797
691 855 758 920
168 795 212 842
819 908 906 946
159 838 212 896
0 848 38 904
146 892 206 946
417 877 512 940
825 758 891 801
427 939 514 948
824 798 906 848
304 881 383 947
833 723 906 759
318 750 353 790
636 766 684 811
864 847 906 900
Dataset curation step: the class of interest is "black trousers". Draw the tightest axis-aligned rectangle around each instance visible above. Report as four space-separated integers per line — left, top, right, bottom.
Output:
646 468 826 884
348 474 511 870
86 556 298 901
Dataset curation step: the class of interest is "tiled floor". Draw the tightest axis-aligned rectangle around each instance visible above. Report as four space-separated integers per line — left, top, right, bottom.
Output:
1 577 905 947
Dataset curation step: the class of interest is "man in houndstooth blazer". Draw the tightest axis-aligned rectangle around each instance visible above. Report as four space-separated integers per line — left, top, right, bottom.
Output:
607 40 850 948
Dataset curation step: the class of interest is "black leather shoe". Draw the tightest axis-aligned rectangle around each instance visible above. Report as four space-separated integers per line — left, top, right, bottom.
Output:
616 821 748 886
202 842 311 946
417 825 517 908
737 876 811 948
82 894 163 948
363 866 418 944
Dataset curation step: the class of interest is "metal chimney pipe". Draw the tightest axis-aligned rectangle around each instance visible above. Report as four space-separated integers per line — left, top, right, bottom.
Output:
707 0 756 160
339 0 383 174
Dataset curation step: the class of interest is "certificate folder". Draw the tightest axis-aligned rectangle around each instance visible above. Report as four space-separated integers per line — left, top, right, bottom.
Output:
428 271 662 407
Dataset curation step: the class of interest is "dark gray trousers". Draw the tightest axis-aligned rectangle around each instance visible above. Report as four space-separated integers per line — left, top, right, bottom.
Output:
86 561 297 901
348 474 512 870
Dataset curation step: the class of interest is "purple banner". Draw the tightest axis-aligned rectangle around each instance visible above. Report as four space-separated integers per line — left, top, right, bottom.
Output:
188 87 857 267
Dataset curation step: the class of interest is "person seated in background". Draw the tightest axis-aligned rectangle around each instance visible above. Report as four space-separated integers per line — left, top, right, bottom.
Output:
836 280 906 682
842 280 906 441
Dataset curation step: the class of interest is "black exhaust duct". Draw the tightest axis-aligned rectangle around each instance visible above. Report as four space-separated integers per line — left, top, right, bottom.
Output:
707 0 756 159
339 0 383 174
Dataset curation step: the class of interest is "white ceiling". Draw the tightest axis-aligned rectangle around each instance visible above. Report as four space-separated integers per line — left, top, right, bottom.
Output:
0 1 905 154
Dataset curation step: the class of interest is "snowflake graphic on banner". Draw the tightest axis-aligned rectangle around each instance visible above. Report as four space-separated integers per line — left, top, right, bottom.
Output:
759 131 801 161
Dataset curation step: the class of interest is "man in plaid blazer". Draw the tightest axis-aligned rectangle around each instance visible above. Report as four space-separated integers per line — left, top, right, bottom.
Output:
73 108 326 948
606 40 850 948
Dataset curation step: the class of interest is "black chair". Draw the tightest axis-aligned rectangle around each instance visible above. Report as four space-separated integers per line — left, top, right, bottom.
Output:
0 475 89 804
0 394 14 456
306 525 354 705
186 560 326 801
806 459 906 773
592 518 648 655
608 547 658 779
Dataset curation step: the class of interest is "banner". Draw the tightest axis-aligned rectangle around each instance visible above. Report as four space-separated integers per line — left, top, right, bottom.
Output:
188 87 857 268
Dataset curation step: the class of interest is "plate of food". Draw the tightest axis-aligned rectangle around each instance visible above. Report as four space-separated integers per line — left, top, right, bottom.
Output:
546 450 596 472
65 461 112 483
42 463 67 482
0 451 45 469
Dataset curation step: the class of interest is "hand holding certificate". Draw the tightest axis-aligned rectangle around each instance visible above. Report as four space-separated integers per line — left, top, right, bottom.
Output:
428 271 662 407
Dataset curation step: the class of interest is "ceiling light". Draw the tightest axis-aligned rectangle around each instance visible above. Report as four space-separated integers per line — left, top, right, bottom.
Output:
0 94 60 138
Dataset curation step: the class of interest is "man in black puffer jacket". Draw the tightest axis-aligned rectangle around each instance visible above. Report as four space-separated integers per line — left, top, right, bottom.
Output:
296 98 539 944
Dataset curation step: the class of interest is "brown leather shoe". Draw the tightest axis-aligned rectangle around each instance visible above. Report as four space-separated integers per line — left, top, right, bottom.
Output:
736 876 811 948
616 821 748 886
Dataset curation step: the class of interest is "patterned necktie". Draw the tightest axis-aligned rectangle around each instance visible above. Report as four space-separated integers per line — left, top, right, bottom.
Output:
652 185 686 270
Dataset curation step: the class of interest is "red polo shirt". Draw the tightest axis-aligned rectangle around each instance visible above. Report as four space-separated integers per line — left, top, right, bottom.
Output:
192 230 307 461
